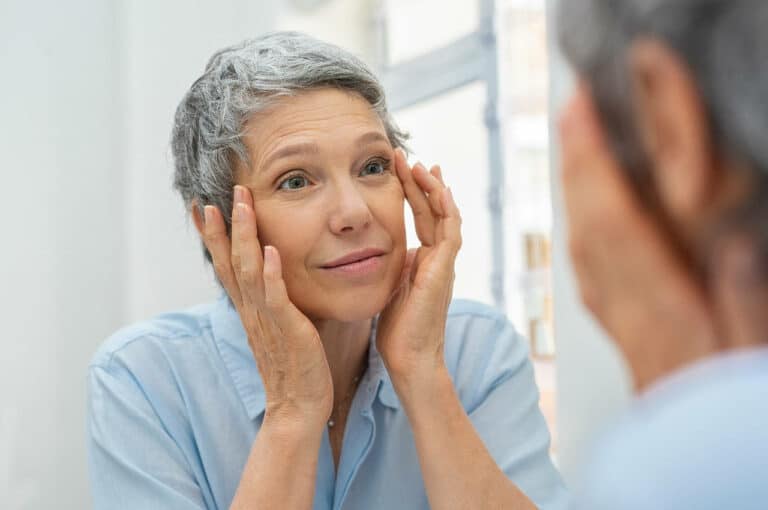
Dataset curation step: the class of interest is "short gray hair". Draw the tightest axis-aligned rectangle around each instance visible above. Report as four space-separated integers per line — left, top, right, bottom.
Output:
559 0 768 249
171 31 408 263
558 0 768 260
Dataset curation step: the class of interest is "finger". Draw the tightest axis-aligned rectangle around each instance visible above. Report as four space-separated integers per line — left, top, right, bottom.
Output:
412 162 446 217
230 185 266 307
202 205 243 307
262 245 314 338
395 149 436 246
416 240 459 304
262 246 289 312
430 164 445 186
436 187 462 259
413 189 462 296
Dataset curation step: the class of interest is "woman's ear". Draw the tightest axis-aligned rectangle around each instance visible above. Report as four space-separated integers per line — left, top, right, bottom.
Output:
191 201 206 237
628 38 717 234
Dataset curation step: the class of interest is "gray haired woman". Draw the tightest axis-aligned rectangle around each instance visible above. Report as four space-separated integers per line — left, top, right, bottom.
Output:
558 0 768 508
87 32 566 510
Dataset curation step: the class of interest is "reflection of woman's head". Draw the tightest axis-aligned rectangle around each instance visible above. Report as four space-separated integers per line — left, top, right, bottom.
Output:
559 0 768 270
171 32 409 322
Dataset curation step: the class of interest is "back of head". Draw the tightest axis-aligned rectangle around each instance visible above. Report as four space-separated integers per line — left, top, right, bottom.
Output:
559 0 768 261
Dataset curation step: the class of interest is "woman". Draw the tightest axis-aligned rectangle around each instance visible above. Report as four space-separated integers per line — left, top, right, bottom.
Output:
557 1 768 508
87 32 566 509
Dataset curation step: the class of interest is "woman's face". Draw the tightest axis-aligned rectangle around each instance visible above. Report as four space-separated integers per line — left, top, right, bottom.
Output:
237 88 406 322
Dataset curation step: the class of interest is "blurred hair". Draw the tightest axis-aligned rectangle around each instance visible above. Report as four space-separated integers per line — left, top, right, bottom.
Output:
171 31 408 264
558 0 768 256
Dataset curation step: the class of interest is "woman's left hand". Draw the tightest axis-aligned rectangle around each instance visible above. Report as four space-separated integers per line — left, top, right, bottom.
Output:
378 150 538 510
376 148 462 390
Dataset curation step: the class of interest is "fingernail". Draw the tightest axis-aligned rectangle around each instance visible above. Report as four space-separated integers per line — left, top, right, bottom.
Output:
234 185 245 205
264 245 279 273
203 205 214 225
235 203 247 222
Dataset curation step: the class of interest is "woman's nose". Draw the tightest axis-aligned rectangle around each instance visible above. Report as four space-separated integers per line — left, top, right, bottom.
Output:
328 183 372 235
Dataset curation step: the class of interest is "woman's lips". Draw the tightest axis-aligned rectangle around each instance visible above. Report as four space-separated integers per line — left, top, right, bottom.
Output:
321 254 385 278
322 248 386 268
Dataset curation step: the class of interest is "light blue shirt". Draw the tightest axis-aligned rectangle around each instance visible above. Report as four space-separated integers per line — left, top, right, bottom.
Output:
87 296 567 510
574 347 768 510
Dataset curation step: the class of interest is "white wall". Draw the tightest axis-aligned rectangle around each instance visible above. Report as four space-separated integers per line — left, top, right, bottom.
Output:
277 0 378 62
545 0 632 483
0 1 279 508
1 2 124 507
121 0 281 323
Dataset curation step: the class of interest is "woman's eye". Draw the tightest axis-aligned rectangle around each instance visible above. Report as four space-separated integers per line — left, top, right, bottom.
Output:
360 160 387 177
278 174 310 190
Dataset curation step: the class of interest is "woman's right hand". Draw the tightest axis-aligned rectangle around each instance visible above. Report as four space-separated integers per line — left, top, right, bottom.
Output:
202 185 333 432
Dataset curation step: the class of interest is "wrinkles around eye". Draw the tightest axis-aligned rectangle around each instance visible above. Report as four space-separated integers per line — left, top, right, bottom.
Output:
270 154 393 192
277 172 311 191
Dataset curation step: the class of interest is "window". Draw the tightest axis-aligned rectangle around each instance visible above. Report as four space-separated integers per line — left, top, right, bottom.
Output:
379 0 557 455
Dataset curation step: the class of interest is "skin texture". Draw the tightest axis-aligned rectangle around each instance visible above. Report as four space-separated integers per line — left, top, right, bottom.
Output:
192 88 538 509
238 89 407 323
560 39 768 393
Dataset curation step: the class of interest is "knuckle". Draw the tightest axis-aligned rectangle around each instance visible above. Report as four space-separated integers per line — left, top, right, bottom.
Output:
237 263 258 284
201 231 214 246
445 232 462 253
212 260 229 278
203 229 223 245
230 252 243 271
263 289 282 310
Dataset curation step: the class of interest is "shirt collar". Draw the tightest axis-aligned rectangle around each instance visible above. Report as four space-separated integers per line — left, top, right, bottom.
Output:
210 294 400 421
639 345 768 403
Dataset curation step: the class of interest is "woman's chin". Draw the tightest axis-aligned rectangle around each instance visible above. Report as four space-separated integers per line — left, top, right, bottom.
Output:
299 288 393 324
322 301 388 323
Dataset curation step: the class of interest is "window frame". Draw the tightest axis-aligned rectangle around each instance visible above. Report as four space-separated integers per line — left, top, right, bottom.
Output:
376 0 508 310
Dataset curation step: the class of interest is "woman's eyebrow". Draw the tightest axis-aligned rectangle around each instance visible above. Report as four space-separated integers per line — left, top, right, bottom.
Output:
355 131 390 147
261 142 321 171
260 131 389 171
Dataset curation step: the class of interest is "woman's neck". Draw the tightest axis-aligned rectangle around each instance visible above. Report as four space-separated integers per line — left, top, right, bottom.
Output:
312 318 372 397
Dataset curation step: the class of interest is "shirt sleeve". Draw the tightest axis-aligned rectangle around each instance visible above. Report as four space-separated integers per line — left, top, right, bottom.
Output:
451 308 569 510
87 363 209 510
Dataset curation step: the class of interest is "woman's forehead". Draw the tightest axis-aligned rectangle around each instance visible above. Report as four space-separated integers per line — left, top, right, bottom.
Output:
243 89 388 162
258 88 376 124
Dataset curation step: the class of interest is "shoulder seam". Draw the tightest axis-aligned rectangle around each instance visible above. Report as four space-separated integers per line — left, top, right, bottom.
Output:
89 324 213 371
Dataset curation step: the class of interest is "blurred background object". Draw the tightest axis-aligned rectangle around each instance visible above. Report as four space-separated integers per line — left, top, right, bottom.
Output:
0 0 628 507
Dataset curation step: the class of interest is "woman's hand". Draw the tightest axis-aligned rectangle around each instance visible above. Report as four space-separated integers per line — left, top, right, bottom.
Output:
376 149 462 391
202 185 333 431
376 151 540 510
